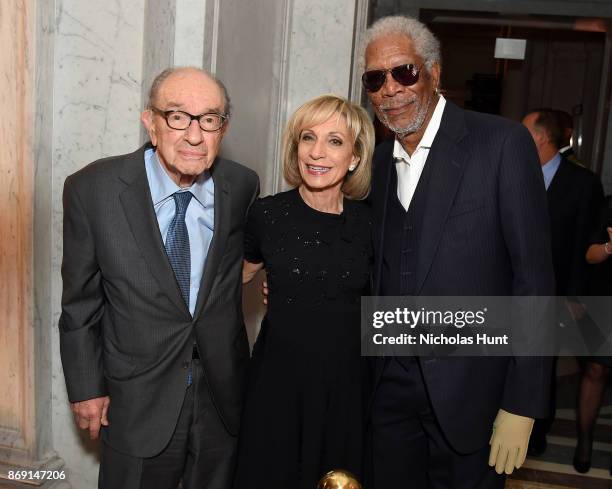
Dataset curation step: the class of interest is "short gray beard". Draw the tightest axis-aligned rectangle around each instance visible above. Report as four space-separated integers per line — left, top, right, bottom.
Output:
378 95 432 139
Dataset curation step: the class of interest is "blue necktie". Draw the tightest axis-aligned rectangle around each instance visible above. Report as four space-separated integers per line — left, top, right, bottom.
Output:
165 191 193 309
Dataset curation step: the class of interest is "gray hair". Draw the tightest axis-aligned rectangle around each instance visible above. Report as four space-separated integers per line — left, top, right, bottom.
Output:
360 16 441 73
146 66 232 118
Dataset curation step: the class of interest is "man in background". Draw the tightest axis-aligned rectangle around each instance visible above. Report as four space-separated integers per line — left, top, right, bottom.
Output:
522 108 603 455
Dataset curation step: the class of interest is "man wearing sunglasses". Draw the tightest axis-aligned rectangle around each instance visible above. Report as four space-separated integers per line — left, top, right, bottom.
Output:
59 67 259 489
364 16 555 488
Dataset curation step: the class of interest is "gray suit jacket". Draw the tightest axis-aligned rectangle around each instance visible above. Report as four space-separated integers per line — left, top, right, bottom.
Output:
59 144 259 457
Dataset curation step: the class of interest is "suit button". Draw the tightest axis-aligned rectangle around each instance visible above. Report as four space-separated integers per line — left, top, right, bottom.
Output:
182 361 189 369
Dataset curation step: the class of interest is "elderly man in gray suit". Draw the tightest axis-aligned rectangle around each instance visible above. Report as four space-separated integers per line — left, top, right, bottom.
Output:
59 67 259 489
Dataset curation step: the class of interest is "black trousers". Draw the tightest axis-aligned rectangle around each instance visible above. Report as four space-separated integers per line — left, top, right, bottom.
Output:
368 358 505 489
99 360 236 489
530 356 558 445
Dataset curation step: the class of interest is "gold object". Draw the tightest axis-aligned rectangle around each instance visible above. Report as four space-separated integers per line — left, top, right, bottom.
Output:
317 470 362 489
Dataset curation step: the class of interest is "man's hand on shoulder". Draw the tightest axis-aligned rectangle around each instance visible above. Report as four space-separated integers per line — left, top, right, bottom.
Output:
70 396 110 440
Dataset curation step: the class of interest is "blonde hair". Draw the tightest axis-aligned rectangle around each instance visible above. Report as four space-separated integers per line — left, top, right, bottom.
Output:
317 470 362 489
282 95 375 200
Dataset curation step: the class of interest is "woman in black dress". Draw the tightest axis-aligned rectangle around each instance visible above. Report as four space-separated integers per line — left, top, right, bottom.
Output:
573 196 612 474
233 95 375 489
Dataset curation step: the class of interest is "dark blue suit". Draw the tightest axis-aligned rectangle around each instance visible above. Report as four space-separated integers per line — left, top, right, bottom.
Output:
367 101 555 488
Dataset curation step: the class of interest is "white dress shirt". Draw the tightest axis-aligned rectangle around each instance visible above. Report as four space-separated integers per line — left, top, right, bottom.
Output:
394 95 446 210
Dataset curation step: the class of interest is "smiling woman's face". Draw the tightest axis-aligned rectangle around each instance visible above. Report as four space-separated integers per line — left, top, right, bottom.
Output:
297 114 358 195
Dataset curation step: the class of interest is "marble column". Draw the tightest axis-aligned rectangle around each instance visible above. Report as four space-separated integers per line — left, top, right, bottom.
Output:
174 0 216 68
0 1 65 487
0 0 36 471
141 0 216 142
281 0 370 191
141 0 176 117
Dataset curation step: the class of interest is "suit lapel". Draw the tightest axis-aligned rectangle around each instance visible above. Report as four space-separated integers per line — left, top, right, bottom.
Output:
372 140 394 295
193 159 231 320
119 147 190 317
414 103 469 294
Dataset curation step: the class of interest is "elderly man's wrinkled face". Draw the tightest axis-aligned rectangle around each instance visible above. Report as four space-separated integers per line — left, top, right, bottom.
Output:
141 68 227 187
364 33 439 137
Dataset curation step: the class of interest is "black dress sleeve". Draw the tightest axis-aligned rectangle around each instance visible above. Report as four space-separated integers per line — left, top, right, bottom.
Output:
244 198 264 263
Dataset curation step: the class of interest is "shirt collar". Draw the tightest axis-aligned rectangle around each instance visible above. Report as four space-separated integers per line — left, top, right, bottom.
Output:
542 152 561 172
393 95 447 162
145 148 213 207
541 152 562 190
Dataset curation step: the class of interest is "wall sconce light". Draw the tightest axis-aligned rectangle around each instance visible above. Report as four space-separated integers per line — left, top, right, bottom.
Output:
494 38 527 60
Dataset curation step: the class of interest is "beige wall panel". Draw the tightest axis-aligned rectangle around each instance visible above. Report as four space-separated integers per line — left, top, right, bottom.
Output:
0 0 34 464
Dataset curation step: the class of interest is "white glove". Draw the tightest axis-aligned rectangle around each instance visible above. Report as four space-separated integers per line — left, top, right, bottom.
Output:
488 409 534 474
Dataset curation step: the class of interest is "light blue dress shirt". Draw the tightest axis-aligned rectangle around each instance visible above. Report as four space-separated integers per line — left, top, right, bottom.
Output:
541 152 561 190
144 148 215 316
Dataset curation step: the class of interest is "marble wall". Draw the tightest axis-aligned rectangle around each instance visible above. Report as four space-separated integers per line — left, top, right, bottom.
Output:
174 0 209 67
284 0 358 121
214 0 288 195
51 1 146 487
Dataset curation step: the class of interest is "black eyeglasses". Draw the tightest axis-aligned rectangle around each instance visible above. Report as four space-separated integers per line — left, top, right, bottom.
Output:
361 64 421 92
151 107 227 132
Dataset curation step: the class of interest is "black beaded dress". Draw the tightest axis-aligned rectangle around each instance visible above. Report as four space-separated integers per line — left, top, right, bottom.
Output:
233 189 372 489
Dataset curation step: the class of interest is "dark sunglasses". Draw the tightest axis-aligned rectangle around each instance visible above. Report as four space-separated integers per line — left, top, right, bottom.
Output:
361 63 421 92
